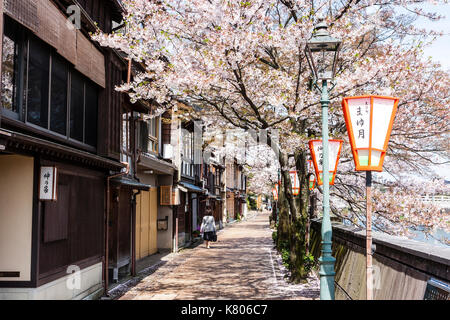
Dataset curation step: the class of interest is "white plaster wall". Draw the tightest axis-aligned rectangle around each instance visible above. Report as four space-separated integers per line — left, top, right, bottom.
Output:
157 175 174 250
0 262 103 300
0 155 34 282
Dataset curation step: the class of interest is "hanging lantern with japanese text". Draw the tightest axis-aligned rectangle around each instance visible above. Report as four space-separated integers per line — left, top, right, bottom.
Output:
342 95 399 171
309 139 343 186
289 171 300 196
272 183 279 201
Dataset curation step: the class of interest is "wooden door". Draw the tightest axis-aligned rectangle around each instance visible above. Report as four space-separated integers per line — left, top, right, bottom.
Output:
136 188 158 260
140 191 150 259
149 188 158 255
135 191 141 260
118 189 132 264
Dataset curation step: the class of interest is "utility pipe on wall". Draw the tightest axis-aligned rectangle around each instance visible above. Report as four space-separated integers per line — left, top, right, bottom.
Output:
131 189 141 277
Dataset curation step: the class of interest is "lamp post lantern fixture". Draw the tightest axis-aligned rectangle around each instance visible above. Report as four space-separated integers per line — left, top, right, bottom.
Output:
309 139 343 186
305 21 342 300
342 95 399 300
290 171 300 196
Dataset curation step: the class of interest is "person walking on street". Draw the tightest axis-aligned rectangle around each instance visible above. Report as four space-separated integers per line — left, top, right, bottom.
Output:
200 206 217 249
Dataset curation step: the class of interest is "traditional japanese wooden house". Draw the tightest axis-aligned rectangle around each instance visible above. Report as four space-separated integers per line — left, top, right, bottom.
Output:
199 154 226 229
0 0 151 299
134 109 177 264
167 108 205 250
225 158 248 221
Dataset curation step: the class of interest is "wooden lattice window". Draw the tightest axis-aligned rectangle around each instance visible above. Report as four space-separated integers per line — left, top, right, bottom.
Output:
160 186 173 206
160 186 180 205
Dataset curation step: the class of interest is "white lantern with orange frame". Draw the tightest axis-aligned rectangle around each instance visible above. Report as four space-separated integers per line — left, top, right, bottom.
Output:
309 139 343 186
272 183 279 201
289 171 300 196
341 95 399 301
341 95 399 171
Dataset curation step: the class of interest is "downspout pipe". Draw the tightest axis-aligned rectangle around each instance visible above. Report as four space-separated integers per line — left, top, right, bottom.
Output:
131 189 141 277
103 162 130 297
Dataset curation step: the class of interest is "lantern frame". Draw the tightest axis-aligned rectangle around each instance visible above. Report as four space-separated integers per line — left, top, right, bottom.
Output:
342 95 399 172
305 21 342 82
289 171 300 196
309 139 343 186
272 183 279 201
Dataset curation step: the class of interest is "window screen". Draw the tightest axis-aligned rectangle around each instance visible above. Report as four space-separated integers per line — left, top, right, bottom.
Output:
27 37 50 128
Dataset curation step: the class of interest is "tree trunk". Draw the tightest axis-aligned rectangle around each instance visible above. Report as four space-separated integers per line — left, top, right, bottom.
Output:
276 173 290 250
276 151 311 282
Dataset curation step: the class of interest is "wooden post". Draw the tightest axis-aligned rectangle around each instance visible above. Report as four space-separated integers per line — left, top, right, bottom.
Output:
366 171 373 300
175 217 179 253
127 58 132 84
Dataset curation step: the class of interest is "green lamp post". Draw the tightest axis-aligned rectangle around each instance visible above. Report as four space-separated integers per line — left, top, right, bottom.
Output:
305 21 342 300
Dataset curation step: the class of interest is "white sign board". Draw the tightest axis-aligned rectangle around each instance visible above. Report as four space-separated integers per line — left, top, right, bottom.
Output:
39 166 58 201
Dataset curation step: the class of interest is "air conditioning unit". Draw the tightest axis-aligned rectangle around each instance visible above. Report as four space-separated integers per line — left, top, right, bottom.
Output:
163 144 174 160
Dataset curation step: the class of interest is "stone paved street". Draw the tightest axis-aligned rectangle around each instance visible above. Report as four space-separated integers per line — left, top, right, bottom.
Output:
115 211 319 300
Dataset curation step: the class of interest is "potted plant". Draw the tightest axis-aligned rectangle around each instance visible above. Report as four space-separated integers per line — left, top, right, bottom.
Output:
192 230 201 239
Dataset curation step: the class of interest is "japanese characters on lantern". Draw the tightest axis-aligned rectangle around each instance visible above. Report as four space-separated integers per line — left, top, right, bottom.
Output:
342 95 399 171
309 140 343 186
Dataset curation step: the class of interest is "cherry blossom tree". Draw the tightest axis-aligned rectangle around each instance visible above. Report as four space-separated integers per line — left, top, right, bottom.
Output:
93 0 450 281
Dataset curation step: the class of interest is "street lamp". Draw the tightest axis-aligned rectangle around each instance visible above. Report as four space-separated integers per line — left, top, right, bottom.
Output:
342 95 399 300
305 21 342 300
309 139 343 186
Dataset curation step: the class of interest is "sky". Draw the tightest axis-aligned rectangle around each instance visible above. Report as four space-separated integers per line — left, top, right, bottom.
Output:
413 3 450 71
412 3 450 180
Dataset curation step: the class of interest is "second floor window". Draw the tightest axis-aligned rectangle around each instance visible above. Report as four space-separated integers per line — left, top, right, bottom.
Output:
147 116 159 154
181 129 193 177
215 169 221 186
1 17 99 148
122 111 133 173
138 116 160 155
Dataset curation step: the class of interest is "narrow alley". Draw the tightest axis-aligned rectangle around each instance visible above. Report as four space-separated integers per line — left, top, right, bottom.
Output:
114 212 319 300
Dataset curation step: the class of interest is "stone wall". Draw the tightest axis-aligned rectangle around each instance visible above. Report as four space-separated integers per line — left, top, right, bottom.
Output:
311 219 450 300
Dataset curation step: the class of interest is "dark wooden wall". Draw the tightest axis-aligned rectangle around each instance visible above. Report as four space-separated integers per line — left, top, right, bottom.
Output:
98 51 124 161
108 187 132 266
60 0 121 33
161 111 172 146
38 161 105 285
213 201 222 223
177 192 186 236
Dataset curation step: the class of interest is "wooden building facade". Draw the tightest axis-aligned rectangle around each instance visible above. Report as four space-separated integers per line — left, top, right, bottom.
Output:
225 158 248 221
199 156 226 229
0 0 155 299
